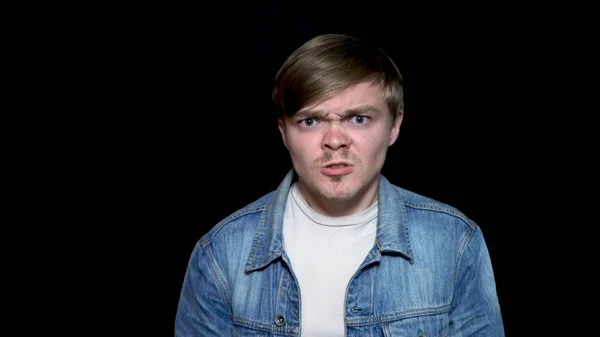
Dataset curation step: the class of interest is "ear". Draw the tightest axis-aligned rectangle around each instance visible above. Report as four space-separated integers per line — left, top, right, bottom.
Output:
388 109 404 146
278 118 289 150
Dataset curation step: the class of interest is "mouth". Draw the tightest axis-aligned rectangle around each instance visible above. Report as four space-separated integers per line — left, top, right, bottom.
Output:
325 162 351 168
320 162 354 176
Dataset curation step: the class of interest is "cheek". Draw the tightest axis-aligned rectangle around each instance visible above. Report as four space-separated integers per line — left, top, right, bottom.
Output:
361 136 389 160
287 139 315 163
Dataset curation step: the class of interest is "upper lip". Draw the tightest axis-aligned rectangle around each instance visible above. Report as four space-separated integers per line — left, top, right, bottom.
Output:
323 161 352 168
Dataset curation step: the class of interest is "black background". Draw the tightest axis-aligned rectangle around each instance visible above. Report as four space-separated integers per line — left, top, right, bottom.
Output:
83 1 569 335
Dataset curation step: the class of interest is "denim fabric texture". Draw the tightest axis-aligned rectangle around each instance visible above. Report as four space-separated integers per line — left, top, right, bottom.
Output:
175 170 504 336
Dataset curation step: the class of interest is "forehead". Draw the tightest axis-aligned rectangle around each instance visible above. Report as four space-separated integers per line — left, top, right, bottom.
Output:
300 81 388 115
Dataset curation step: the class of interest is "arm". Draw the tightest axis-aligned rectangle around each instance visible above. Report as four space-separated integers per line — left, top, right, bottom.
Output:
449 226 505 336
175 242 232 337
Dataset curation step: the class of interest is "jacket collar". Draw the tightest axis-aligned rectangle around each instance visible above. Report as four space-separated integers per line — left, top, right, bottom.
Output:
245 169 413 272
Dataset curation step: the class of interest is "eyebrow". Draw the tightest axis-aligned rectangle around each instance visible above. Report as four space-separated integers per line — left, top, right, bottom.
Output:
295 105 382 119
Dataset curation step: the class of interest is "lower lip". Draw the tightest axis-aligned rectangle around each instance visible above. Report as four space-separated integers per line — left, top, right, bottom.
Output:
320 165 354 176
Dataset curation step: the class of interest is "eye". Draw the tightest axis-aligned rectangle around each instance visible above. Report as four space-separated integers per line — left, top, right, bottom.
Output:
351 115 368 124
300 118 317 127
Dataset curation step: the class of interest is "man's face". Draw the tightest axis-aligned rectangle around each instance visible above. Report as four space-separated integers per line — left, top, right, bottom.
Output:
278 81 403 214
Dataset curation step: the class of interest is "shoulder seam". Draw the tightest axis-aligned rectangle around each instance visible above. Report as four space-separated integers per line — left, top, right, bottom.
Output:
200 204 267 248
403 200 477 231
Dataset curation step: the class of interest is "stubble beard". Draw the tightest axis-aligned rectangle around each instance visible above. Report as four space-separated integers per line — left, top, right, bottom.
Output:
311 150 365 203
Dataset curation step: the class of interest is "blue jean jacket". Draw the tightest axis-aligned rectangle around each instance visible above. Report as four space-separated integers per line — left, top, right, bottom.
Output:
176 170 504 336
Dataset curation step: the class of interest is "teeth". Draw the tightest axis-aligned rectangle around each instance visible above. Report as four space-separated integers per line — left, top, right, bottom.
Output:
330 164 347 168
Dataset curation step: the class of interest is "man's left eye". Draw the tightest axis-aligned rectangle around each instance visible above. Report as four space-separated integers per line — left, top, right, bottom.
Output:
353 116 367 124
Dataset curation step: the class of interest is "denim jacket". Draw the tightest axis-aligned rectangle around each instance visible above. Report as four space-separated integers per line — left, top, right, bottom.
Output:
175 170 504 336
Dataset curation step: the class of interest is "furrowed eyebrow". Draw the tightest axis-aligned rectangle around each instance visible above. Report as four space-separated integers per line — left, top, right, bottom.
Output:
295 105 381 119
344 105 381 116
293 109 327 119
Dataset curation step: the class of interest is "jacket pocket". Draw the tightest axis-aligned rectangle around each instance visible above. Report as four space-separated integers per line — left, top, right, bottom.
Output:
232 321 293 337
382 312 448 337
232 324 270 336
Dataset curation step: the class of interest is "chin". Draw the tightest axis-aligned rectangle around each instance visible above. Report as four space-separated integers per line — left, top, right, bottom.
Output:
317 183 362 202
321 193 357 203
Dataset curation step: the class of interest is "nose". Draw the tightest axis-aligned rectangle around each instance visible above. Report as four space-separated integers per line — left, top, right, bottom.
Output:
322 123 350 150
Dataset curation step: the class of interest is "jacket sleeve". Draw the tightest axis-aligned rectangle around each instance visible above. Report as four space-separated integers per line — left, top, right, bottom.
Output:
175 242 232 337
448 226 505 336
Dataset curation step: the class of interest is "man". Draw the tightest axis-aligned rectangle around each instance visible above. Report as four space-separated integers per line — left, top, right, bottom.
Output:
175 34 504 336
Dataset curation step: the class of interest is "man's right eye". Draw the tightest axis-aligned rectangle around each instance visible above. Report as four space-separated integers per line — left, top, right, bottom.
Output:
300 118 316 127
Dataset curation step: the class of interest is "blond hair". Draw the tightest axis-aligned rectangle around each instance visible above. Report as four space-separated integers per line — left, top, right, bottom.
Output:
272 34 404 119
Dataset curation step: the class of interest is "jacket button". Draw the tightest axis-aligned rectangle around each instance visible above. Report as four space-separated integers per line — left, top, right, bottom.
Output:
274 314 286 327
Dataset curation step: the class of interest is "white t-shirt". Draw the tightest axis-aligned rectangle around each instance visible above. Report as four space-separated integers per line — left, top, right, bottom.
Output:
282 182 378 337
